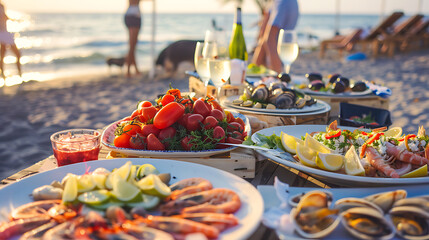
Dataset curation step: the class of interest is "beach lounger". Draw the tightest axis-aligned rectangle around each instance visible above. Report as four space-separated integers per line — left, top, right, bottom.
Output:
396 18 429 51
319 29 363 58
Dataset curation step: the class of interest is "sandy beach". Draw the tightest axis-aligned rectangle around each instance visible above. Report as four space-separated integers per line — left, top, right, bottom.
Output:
1 49 428 180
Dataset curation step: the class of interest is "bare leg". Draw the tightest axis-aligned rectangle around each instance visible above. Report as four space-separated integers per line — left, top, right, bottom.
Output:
0 44 5 78
265 25 282 73
126 27 140 77
10 44 21 76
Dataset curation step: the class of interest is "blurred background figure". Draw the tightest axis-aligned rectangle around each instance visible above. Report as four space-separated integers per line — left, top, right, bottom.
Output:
0 0 21 78
252 0 299 73
124 0 142 78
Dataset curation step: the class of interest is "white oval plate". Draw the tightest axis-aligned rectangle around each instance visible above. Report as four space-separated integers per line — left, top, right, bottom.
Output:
252 125 429 187
0 158 263 240
102 112 251 157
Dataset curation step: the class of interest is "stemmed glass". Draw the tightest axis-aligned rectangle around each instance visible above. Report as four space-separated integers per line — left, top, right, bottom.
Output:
208 50 231 98
194 41 217 91
277 29 299 74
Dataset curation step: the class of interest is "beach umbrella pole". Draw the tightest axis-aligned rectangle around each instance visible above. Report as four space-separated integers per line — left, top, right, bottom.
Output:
149 0 156 79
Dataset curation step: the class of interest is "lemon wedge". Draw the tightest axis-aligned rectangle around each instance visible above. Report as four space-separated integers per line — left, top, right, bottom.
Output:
77 174 96 193
62 174 78 202
111 174 141 202
296 143 317 167
137 174 171 198
384 127 403 138
304 133 332 154
92 174 107 189
316 153 344 171
115 161 132 180
400 165 428 178
126 193 160 210
281 131 304 154
137 164 160 179
78 189 110 205
344 146 365 176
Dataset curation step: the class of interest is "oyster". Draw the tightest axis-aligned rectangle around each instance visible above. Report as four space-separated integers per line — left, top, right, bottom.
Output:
306 73 323 82
334 197 383 214
341 207 395 240
251 84 269 102
290 190 340 238
390 206 429 240
364 189 407 213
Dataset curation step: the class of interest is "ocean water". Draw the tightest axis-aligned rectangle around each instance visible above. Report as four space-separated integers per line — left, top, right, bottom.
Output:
2 12 386 86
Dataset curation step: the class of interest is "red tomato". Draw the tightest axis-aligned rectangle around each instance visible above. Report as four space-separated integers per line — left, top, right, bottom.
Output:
181 136 194 151
141 124 161 137
119 116 132 123
178 113 191 127
226 136 243 144
138 101 152 110
129 133 146 149
209 99 223 112
227 122 244 133
209 109 225 121
193 99 210 118
154 102 185 129
225 111 235 123
161 94 175 106
158 126 176 140
114 133 131 148
213 126 225 143
123 123 142 136
139 106 157 123
146 134 165 151
130 109 140 120
231 131 243 140
203 116 218 130
234 117 245 129
186 114 204 131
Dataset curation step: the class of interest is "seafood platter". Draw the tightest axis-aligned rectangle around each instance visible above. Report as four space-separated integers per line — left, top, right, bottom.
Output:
0 159 264 239
272 186 429 239
251 121 429 186
102 88 251 157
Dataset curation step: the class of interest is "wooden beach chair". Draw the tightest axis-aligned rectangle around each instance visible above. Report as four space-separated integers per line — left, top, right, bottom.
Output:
319 12 404 58
397 18 429 51
319 29 363 58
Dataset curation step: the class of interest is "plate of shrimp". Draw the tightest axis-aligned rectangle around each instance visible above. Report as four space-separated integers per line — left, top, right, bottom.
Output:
252 122 429 187
0 159 263 239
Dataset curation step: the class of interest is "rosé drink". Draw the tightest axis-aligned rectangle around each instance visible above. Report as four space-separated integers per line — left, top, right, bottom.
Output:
51 129 101 167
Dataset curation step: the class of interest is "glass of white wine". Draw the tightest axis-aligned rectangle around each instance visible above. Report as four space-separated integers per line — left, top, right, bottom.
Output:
194 42 212 88
209 56 231 99
277 29 299 74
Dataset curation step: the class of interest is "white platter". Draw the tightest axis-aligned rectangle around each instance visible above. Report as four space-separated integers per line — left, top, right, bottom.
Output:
0 158 264 240
102 112 251 157
252 125 429 187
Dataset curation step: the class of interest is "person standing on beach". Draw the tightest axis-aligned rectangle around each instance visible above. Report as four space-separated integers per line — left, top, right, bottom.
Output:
124 0 142 78
252 0 299 73
0 1 21 78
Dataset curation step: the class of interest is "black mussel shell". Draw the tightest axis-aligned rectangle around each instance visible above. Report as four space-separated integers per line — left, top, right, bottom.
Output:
328 74 341 84
351 81 368 92
332 80 346 93
251 84 269 102
269 82 287 92
305 73 323 82
274 93 295 109
338 77 350 88
308 80 325 91
278 73 291 83
304 95 317 106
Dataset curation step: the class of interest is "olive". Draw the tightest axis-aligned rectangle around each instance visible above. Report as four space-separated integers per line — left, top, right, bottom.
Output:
328 74 341 84
278 73 291 83
308 80 325 91
338 77 350 88
332 80 346 93
351 81 367 92
305 73 323 82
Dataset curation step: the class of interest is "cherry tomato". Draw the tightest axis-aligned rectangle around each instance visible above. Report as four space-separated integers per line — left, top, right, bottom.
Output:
141 124 161 137
130 109 140 120
158 126 176 140
123 123 142 136
209 99 224 112
234 117 245 129
227 122 244 133
138 101 153 110
209 109 225 121
226 136 243 144
161 94 175 106
231 131 243 140
186 114 204 131
139 106 157 123
181 136 194 151
129 133 146 149
225 110 235 123
178 113 191 127
193 99 210 118
146 133 165 151
203 116 218 130
154 102 185 129
213 126 225 143
114 133 132 148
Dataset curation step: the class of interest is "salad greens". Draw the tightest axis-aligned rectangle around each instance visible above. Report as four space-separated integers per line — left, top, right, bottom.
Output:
244 133 285 151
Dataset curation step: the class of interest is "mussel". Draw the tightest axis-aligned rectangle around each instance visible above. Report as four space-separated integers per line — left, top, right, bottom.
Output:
289 190 333 208
338 77 350 88
304 95 317 106
390 206 429 240
393 196 429 213
309 80 325 91
334 197 383 214
272 92 296 109
278 73 291 83
251 84 269 102
332 79 346 93
328 74 341 84
352 81 368 92
306 73 323 82
269 82 287 92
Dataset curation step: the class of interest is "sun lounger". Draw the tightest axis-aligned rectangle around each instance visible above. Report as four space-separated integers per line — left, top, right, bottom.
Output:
319 29 363 58
396 18 429 51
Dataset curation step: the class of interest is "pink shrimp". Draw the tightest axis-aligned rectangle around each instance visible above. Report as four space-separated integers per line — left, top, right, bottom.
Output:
0 216 51 239
174 213 239 232
140 215 220 239
366 146 400 178
385 142 429 166
167 177 213 201
11 200 62 220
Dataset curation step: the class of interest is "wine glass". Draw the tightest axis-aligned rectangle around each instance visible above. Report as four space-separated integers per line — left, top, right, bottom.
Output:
277 29 299 74
209 56 231 99
194 41 217 90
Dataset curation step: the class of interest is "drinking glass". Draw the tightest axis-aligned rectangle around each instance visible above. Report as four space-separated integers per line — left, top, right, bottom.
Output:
51 129 101 167
194 41 217 89
209 57 231 98
277 29 299 74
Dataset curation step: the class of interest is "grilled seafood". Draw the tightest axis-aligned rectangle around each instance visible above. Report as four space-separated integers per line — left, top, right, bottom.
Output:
168 177 213 201
365 147 400 178
385 142 429 166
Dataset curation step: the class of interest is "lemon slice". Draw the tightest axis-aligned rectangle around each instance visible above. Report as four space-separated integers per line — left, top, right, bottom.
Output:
304 133 332 154
316 153 344 171
137 164 160 179
296 143 317 167
281 132 304 154
62 174 78 202
137 174 171 198
344 146 365 176
400 165 428 178
78 189 110 205
126 194 160 210
77 174 96 193
92 174 107 189
115 161 132 180
111 174 141 202
384 127 403 138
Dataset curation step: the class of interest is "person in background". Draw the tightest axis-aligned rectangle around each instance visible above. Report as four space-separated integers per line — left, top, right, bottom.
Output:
251 0 299 73
0 1 22 78
124 0 142 78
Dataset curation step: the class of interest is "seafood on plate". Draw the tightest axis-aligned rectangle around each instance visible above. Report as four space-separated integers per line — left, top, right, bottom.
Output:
295 72 369 94
0 161 242 239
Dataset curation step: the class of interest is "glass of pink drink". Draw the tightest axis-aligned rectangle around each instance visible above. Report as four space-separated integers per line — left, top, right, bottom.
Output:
50 129 101 167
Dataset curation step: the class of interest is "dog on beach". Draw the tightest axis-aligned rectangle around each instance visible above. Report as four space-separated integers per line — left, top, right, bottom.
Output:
155 40 199 79
106 57 126 74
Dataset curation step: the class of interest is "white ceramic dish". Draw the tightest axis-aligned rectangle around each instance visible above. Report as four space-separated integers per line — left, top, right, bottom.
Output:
0 158 264 240
102 112 251 157
252 125 429 187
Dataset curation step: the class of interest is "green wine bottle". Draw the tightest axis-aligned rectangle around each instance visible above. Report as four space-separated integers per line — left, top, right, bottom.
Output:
229 7 248 61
